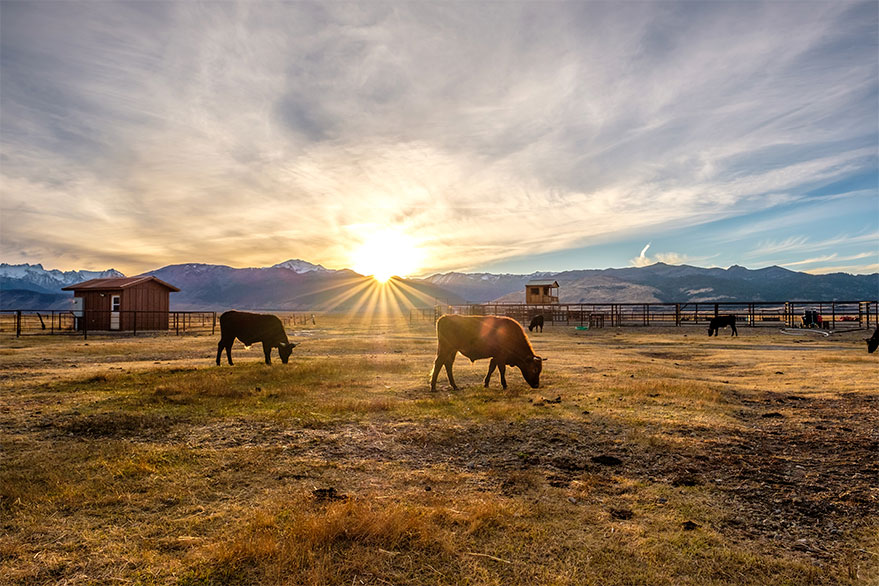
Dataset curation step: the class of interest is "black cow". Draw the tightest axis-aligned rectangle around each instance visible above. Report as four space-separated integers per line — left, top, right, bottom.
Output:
528 315 544 332
867 326 879 354
708 315 738 337
216 310 296 365
430 315 545 391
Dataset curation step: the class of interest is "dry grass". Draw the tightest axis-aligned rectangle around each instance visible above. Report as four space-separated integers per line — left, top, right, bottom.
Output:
1 317 876 584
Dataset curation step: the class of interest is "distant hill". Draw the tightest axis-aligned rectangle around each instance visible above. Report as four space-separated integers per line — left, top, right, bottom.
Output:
420 263 879 303
3 259 876 310
0 289 73 310
143 263 466 310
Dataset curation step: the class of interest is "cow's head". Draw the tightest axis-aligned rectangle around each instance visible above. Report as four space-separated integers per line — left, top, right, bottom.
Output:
867 337 879 354
520 355 545 388
279 341 297 363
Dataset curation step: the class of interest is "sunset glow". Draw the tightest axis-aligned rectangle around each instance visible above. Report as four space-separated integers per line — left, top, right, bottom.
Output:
351 230 424 283
0 2 876 276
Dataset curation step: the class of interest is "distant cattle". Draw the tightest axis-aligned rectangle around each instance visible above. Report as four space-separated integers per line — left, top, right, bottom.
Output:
528 315 544 332
430 315 545 391
216 310 296 365
708 315 738 337
867 326 879 354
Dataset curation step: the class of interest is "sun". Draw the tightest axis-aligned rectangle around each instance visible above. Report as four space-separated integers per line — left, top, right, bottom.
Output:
351 230 424 283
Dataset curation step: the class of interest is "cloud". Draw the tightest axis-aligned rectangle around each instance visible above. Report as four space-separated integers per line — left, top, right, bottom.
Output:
629 245 699 268
631 243 652 267
804 262 879 275
749 231 879 259
0 1 876 274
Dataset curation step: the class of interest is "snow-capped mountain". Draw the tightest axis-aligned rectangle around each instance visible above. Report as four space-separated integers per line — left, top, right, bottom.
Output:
272 259 333 273
417 263 879 304
0 262 124 293
3 259 876 309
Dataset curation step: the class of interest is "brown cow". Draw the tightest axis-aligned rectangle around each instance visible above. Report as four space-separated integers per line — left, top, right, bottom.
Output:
430 315 545 391
216 310 296 365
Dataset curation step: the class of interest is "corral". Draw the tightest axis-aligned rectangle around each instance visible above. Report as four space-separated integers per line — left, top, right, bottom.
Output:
1 316 876 585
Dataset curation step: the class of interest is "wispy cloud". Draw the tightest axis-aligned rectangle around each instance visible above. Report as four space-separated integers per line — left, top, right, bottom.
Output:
630 243 652 267
804 263 879 275
748 231 879 259
0 1 876 274
781 252 875 267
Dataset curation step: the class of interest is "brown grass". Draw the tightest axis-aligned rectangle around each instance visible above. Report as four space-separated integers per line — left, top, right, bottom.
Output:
1 318 876 584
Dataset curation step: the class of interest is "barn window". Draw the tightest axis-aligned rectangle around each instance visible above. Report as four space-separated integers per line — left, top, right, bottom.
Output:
111 295 121 312
530 288 539 295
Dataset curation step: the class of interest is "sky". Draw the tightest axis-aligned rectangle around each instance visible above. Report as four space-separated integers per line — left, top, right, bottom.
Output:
1 0 877 278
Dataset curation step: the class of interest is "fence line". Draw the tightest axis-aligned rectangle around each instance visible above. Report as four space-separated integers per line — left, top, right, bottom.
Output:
411 300 878 330
0 310 315 338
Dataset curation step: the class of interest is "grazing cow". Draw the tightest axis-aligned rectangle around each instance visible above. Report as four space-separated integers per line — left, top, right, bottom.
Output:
216 310 296 365
708 315 738 337
430 315 545 391
867 326 879 354
528 315 544 333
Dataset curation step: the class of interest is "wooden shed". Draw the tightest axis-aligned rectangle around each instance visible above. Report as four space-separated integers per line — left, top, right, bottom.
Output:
525 280 559 304
62 276 179 331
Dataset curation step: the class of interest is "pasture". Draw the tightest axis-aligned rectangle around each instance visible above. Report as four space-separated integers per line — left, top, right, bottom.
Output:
1 317 876 585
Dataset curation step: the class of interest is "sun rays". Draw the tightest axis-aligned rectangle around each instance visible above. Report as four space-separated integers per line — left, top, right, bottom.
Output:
294 270 440 326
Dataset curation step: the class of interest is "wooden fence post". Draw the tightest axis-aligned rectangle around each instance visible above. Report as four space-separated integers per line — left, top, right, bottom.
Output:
15 311 21 337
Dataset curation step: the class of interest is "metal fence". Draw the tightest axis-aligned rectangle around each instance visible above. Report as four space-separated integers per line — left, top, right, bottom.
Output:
0 310 314 338
412 300 878 330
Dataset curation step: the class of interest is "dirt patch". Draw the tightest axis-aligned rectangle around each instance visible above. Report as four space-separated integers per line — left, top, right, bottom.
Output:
130 390 876 564
638 350 707 360
54 412 178 438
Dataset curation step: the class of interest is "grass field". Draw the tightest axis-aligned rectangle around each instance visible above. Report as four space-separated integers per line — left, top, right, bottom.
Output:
1 316 877 585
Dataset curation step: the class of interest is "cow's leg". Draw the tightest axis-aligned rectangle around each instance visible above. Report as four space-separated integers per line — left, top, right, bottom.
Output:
263 343 272 365
731 323 738 337
484 358 497 387
498 363 507 389
430 354 445 391
224 341 234 365
443 353 459 390
216 340 224 366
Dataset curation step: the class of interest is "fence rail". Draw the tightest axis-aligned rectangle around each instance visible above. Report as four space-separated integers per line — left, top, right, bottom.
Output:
0 310 315 338
411 300 878 330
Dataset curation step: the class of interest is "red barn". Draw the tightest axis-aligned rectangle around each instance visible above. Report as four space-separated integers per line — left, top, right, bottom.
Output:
62 276 179 331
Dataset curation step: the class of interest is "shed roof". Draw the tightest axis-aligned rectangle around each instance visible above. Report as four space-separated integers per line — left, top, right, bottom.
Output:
62 276 180 292
526 280 559 287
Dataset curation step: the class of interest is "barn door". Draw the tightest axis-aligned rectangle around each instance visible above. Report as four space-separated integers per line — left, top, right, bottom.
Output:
110 295 121 330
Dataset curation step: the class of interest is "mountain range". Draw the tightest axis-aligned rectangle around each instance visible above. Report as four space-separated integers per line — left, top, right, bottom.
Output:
1 260 876 310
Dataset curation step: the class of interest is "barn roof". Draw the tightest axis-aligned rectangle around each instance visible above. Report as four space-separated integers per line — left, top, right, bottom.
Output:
526 280 559 287
62 276 180 292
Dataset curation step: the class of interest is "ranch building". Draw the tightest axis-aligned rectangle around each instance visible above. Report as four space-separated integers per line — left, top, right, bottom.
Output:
62 276 179 331
526 280 559 304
